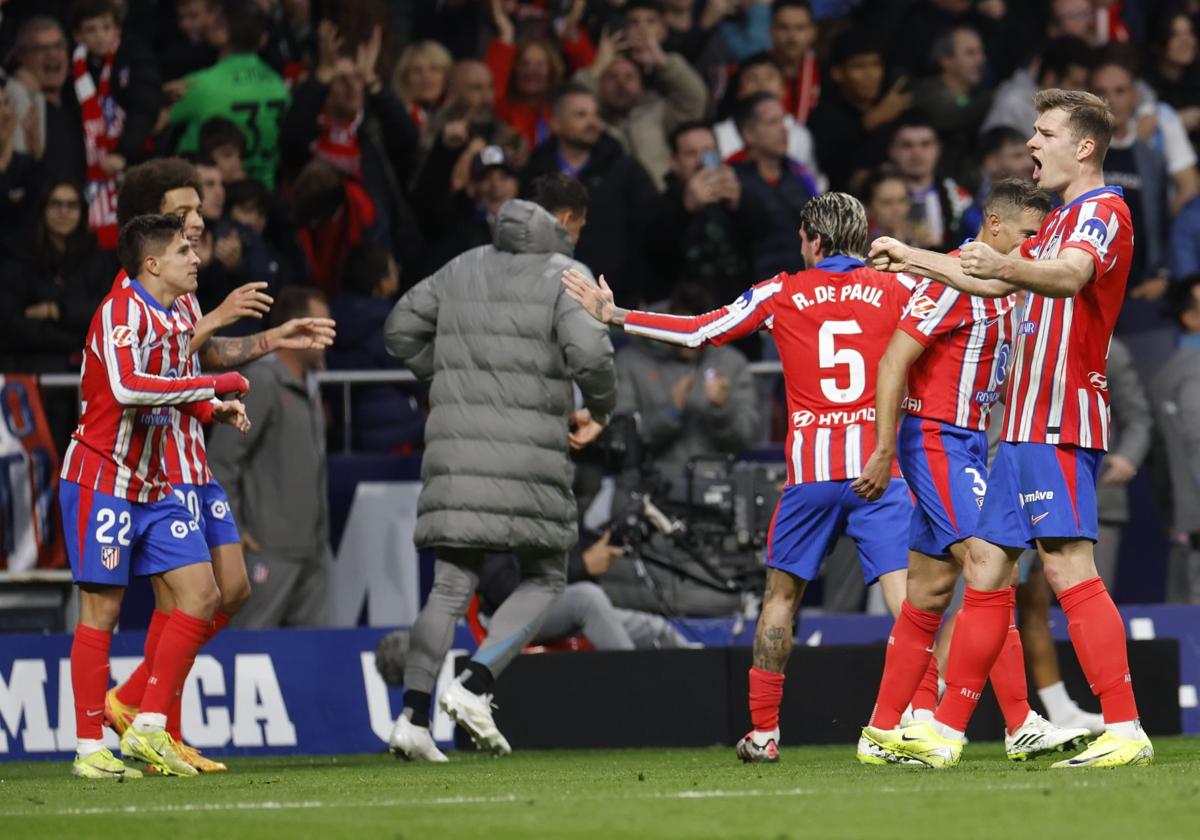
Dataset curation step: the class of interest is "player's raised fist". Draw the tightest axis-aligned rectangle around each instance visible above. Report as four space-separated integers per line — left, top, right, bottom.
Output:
869 237 910 273
959 240 1006 278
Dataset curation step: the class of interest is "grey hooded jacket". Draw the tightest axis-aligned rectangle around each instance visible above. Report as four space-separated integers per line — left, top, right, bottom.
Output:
384 199 616 552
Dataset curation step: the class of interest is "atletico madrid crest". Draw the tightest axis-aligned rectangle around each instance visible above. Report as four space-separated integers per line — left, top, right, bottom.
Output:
100 545 121 570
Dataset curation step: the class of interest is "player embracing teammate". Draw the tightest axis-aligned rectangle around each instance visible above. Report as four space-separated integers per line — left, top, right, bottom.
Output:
851 179 1091 764
864 89 1152 769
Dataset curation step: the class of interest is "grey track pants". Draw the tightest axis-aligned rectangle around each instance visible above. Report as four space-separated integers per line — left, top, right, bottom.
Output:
403 547 567 694
531 581 690 650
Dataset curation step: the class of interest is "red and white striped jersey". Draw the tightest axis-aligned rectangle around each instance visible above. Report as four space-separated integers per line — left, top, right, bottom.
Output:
899 250 1019 431
1002 186 1132 449
109 270 213 485
162 291 213 485
623 256 914 485
61 277 217 502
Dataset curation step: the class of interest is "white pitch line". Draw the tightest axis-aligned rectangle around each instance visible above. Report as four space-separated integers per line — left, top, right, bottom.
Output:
0 780 1094 819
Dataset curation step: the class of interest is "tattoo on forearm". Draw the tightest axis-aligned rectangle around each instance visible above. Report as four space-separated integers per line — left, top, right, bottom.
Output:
202 334 271 370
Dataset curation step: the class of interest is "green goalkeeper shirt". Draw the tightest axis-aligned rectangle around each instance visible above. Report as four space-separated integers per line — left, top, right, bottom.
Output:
170 53 290 188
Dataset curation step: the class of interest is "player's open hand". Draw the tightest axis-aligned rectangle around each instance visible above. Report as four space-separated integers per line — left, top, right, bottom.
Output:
562 269 616 324
212 399 251 434
851 449 893 501
959 240 1007 279
869 237 911 273
215 282 273 327
272 317 337 350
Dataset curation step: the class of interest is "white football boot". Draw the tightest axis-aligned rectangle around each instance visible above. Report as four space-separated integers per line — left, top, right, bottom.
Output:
1005 710 1091 761
438 680 512 756
389 712 448 762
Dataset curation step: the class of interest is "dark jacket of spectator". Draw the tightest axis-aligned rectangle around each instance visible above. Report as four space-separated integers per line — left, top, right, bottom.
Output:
0 151 45 239
410 138 493 274
522 133 659 302
0 231 114 372
1170 194 1200 279
327 291 425 452
644 172 749 305
732 158 813 280
808 82 893 193
84 35 162 164
384 199 616 554
280 78 423 269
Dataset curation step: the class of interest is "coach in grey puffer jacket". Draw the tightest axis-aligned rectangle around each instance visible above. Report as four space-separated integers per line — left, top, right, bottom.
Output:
384 198 616 554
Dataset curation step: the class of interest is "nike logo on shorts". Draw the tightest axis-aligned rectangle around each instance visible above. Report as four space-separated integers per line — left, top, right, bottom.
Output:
1030 512 1050 526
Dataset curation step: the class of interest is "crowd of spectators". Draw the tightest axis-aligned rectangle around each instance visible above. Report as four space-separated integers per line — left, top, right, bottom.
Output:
2 0 1200 604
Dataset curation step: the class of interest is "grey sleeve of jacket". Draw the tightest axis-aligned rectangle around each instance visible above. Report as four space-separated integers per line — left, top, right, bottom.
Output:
206 366 274 526
554 277 617 418
1107 339 1152 467
384 272 441 379
700 354 759 452
653 53 708 127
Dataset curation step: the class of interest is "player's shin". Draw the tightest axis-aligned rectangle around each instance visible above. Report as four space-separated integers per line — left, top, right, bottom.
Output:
1058 577 1140 729
72 624 113 752
869 600 942 729
987 603 1033 733
166 610 233 741
138 610 212 726
935 586 1015 738
115 609 170 709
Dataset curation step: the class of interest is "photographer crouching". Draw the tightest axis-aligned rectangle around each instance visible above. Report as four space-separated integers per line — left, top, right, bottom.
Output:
383 173 616 761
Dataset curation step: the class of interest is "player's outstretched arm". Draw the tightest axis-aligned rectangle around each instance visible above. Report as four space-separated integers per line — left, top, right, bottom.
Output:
870 237 1018 298
189 282 274 354
197 317 338 370
852 329 924 502
562 268 777 348
178 398 252 434
561 269 629 326
961 242 1095 299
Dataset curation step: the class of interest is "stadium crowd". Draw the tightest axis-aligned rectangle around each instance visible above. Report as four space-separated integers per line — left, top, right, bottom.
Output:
2 0 1199 615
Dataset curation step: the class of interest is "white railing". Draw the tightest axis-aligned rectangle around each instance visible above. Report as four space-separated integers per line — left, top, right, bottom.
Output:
34 363 786 453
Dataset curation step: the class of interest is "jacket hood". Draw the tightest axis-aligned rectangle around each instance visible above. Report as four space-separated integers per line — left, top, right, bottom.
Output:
493 199 574 257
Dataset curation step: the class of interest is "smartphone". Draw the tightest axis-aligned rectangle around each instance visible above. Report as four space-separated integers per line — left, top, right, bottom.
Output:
702 150 721 169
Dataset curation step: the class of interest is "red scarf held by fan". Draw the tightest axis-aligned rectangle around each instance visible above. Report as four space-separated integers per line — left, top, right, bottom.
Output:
313 111 364 178
73 43 123 250
297 179 377 297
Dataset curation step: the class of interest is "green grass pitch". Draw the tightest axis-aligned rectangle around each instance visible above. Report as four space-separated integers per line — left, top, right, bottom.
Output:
2 738 1198 839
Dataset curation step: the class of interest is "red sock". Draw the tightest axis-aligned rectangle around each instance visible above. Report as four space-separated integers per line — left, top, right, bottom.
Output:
869 600 942 728
911 655 940 713
71 624 112 742
936 587 1014 733
1058 577 1139 723
988 606 1032 732
116 609 171 707
748 667 786 732
141 610 211 716
166 611 233 741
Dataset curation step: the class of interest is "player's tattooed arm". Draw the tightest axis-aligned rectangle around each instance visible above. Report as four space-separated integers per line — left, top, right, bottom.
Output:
199 334 273 370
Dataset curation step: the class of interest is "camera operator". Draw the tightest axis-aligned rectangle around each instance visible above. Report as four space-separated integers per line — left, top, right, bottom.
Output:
383 173 616 761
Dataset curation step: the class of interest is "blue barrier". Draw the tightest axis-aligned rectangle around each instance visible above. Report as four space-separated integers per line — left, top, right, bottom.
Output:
2 603 1197 760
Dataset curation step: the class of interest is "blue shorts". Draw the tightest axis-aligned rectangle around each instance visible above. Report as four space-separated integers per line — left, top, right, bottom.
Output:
975 442 1102 550
60 481 211 586
898 415 989 558
173 481 240 549
766 480 912 585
